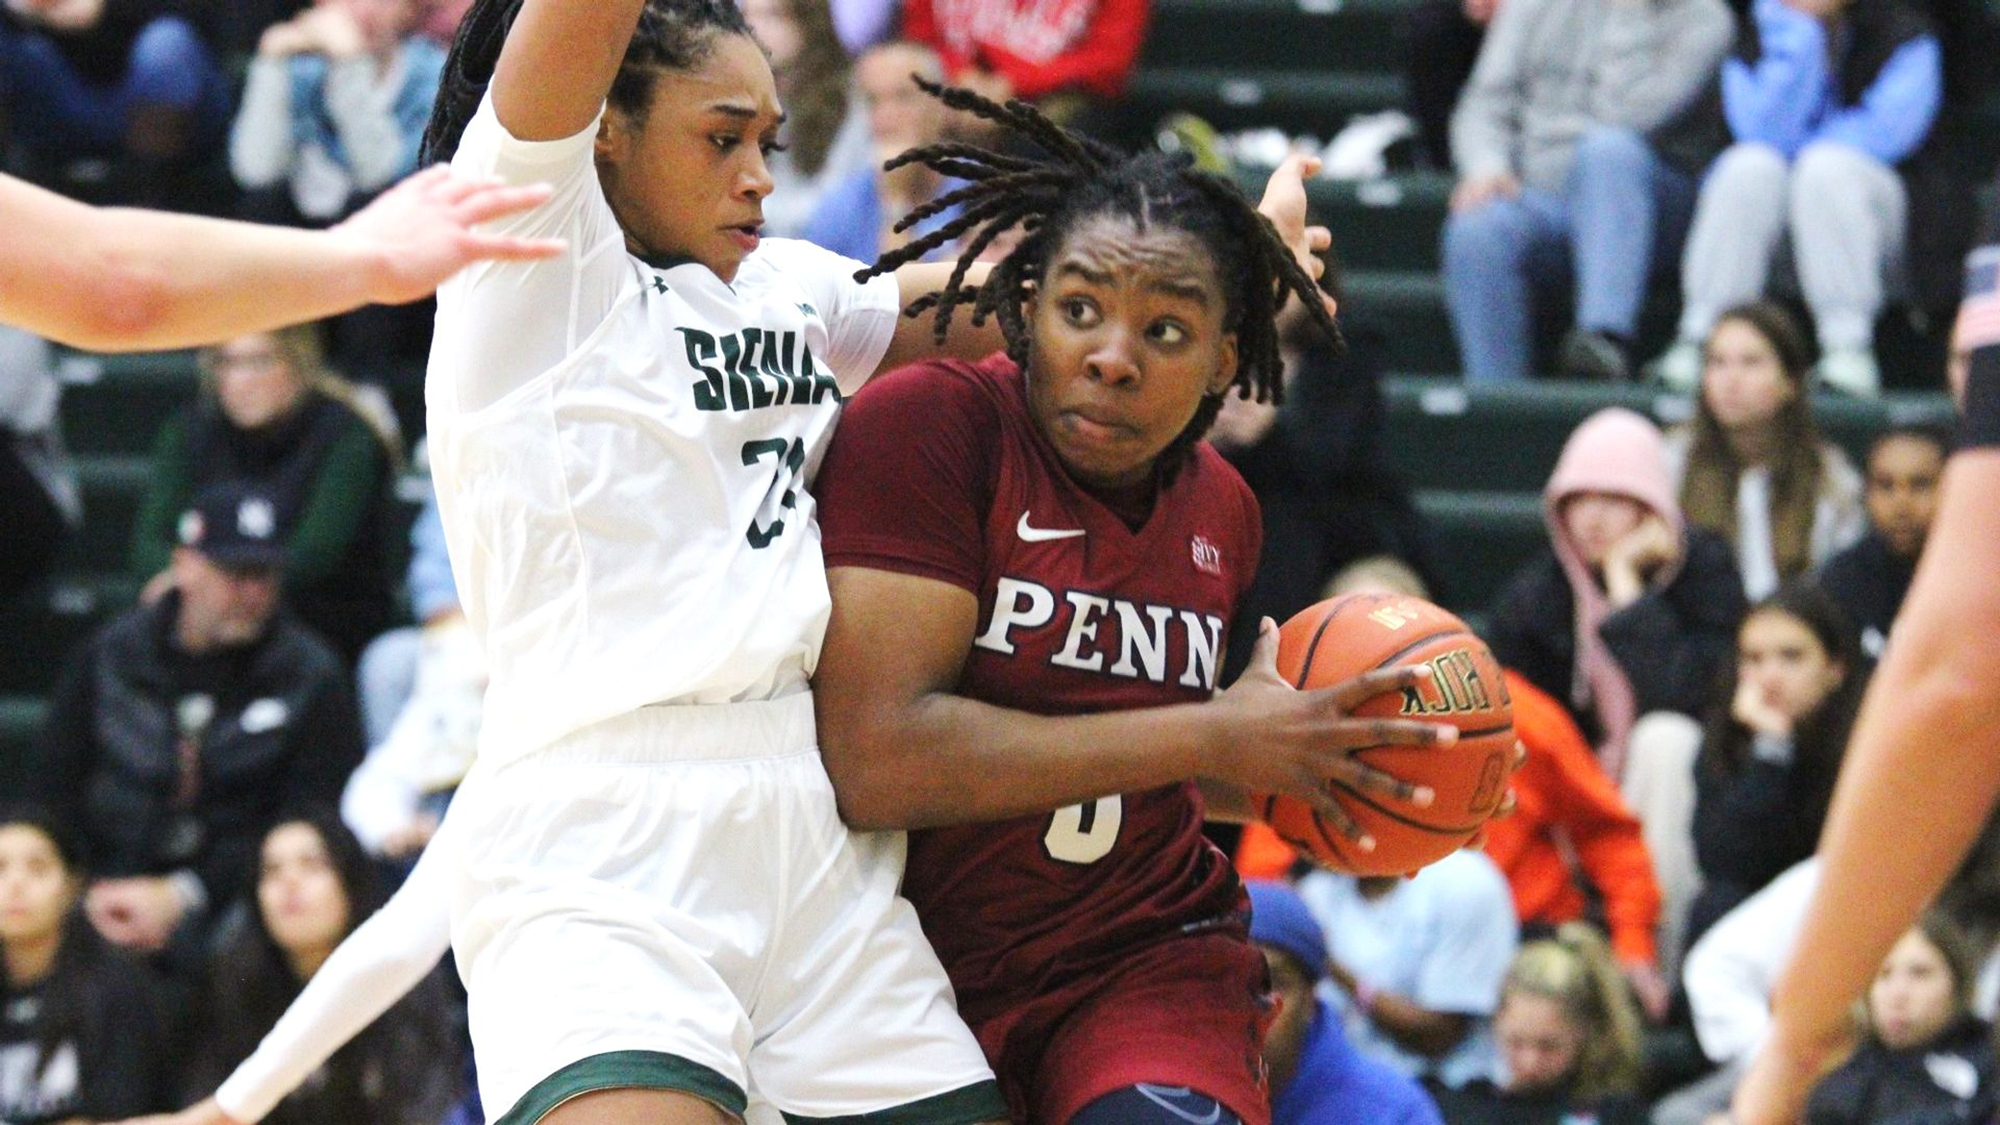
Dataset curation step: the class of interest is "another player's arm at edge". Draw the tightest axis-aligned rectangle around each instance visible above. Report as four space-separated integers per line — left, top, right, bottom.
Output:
0 171 559 353
816 570 1449 831
1730 445 2000 1124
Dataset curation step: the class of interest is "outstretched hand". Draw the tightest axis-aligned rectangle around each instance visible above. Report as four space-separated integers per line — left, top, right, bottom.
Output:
1255 153 1339 323
1204 618 1456 851
334 166 566 308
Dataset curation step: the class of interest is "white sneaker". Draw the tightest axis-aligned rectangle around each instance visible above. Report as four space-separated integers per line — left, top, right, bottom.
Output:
1648 338 1703 392
1815 347 1880 397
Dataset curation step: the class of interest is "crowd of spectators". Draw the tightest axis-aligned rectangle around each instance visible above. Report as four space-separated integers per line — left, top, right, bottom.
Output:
0 0 1996 1121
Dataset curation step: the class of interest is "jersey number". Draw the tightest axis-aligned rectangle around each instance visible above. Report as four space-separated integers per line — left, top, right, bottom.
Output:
1043 796 1124 864
742 438 806 549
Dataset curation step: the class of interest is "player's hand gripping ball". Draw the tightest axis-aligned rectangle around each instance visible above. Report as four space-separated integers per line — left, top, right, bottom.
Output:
1255 593 1515 876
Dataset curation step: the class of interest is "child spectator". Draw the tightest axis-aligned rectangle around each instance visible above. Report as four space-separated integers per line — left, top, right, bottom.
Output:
1806 913 1995 1124
1664 301 1867 601
0 809 174 1121
229 0 447 226
1248 880 1445 1125
1489 408 1745 778
740 0 872 237
128 326 402 665
801 41 961 262
900 0 1148 117
1486 671 1668 1019
0 0 229 194
1687 583 1863 946
1441 0 1731 383
1432 925 1649 1124
182 809 462 1123
1299 850 1521 1089
1651 0 1945 397
1814 425 1949 660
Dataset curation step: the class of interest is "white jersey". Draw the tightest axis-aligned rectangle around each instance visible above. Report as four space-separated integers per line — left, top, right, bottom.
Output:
427 94 900 763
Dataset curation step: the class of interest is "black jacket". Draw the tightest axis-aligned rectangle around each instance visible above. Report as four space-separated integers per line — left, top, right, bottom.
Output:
1814 531 1917 663
1807 1016 1996 1124
1432 1079 1650 1125
1220 334 1437 682
32 594 364 913
1487 527 1747 744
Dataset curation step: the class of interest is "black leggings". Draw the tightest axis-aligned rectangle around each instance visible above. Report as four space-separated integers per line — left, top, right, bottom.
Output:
1067 1084 1244 1125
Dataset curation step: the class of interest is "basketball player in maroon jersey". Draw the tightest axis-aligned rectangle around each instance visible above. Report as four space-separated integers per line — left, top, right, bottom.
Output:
811 82 1469 1125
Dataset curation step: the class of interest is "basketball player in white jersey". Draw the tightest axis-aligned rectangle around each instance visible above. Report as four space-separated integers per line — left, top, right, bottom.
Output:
0 166 560 350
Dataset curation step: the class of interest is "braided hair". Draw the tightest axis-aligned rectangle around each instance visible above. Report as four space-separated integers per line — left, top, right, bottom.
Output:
421 0 752 165
855 78 1339 478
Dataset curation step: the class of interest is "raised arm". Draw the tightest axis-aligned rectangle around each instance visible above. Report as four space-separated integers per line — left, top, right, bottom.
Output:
488 0 645 142
0 169 560 351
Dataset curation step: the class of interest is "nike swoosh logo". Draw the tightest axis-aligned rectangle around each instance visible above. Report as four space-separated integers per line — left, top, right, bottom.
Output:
1136 1085 1223 1125
1017 512 1086 542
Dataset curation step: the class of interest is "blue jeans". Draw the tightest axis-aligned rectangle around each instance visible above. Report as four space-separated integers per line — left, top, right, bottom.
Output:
0 15 229 160
1441 126 1695 384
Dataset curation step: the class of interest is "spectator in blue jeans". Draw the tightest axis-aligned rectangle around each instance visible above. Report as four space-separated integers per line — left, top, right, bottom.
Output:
1442 0 1731 384
1649 0 1944 398
0 0 228 183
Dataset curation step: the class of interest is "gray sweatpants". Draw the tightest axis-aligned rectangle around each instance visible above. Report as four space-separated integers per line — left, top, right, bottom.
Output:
1676 140 1907 351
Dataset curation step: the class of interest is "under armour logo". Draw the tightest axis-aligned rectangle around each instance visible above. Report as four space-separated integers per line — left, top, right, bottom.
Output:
652 276 670 295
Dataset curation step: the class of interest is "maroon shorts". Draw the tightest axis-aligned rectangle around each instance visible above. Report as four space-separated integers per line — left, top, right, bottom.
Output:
972 931 1275 1125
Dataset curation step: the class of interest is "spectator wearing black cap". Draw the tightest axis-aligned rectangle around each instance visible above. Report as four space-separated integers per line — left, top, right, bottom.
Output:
1248 880 1446 1125
31 481 365 973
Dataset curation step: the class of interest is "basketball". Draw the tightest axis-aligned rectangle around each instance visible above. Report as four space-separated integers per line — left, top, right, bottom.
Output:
1253 593 1515 876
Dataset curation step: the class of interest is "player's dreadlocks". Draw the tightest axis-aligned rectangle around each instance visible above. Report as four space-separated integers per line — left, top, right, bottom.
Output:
857 78 1340 476
422 0 752 164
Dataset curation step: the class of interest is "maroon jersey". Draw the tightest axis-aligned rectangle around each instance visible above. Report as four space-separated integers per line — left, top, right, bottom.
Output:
816 354 1268 1107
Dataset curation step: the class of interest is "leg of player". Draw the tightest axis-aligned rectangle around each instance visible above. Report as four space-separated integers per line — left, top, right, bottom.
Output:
1067 1085 1245 1125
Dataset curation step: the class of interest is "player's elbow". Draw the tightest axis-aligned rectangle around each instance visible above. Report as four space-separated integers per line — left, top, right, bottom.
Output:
819 723 925 831
70 245 177 351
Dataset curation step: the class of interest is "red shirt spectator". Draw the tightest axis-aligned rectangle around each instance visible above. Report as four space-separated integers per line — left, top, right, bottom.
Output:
901 0 1149 101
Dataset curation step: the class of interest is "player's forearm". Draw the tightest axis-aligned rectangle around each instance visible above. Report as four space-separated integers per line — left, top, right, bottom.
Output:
72 209 392 351
822 691 1223 830
1764 453 2000 1063
1367 995 1470 1058
492 0 646 143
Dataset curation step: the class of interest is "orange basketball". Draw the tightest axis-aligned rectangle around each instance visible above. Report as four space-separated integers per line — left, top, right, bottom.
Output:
1253 593 1515 876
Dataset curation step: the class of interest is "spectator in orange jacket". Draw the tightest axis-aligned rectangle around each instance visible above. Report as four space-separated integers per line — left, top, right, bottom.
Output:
1237 669 1667 1020
900 0 1148 110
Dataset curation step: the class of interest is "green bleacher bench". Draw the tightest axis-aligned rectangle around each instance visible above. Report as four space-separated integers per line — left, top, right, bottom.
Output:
1342 270 1455 374
57 348 201 457
1414 489 1544 612
1381 376 1958 495
0 694 48 795
1122 67 1405 140
1142 0 1409 76
0 575 139 697
67 453 154 572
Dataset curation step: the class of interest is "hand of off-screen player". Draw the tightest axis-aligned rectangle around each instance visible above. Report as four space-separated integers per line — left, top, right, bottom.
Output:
331 166 567 308
1201 617 1457 853
107 1096 244 1125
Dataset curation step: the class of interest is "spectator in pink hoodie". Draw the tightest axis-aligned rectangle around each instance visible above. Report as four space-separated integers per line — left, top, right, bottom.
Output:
1487 407 1746 778
1487 407 1746 966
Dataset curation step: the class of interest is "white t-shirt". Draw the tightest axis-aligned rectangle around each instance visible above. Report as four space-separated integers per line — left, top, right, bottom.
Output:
1298 849 1520 1088
427 94 901 762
